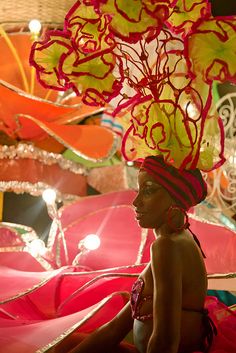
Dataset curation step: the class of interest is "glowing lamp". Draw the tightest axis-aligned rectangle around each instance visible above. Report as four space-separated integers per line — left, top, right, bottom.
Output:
42 188 57 205
73 234 101 266
26 239 46 257
28 19 42 34
82 234 101 251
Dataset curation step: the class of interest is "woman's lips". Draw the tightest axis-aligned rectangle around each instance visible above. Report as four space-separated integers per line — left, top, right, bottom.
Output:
135 212 145 220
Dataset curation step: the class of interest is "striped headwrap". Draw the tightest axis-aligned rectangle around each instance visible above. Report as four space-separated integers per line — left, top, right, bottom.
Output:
140 156 207 211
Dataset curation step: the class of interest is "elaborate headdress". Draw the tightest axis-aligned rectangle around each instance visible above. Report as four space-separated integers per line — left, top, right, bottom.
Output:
30 0 236 174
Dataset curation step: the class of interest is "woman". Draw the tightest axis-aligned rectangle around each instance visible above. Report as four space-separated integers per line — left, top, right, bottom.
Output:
67 155 215 353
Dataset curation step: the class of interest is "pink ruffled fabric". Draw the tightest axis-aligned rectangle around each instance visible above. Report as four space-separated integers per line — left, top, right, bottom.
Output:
0 264 235 353
0 191 235 352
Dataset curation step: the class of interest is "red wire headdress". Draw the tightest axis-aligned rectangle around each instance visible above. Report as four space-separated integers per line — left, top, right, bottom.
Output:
29 1 236 172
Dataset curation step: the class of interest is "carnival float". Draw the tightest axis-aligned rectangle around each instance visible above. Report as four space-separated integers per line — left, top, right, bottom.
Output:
0 1 235 352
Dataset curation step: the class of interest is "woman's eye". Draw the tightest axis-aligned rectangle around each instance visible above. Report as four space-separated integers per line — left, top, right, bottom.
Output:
143 187 153 195
142 186 162 195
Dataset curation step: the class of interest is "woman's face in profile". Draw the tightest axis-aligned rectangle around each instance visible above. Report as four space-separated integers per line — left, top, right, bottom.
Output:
133 171 173 229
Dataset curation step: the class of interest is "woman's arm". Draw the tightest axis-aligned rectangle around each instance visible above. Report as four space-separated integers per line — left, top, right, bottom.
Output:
68 302 133 353
147 237 182 353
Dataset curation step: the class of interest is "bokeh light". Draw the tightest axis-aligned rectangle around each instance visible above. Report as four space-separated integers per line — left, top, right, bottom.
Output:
82 234 101 251
28 19 42 34
42 188 56 205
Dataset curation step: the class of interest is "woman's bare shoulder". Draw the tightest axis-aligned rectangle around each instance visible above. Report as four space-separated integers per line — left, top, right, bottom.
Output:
150 236 182 271
151 230 196 254
151 235 180 254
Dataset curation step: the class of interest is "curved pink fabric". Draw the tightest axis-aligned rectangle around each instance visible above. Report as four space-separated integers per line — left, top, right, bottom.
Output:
48 190 154 268
0 267 235 353
189 218 236 275
0 190 235 352
0 226 24 248
49 190 236 274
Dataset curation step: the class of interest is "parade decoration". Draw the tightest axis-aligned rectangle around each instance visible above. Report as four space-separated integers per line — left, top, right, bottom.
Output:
0 190 235 353
0 30 118 162
30 0 236 171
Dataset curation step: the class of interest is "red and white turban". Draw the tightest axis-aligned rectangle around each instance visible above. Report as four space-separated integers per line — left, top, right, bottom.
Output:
141 156 207 211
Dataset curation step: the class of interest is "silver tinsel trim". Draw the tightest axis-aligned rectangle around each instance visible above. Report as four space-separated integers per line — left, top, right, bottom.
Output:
0 143 88 175
0 180 80 203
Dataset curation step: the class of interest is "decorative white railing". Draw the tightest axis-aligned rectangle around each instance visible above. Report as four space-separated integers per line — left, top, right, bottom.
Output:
198 93 236 228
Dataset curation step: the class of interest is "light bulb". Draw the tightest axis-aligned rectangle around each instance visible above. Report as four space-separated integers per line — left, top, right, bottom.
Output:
26 239 46 256
42 188 56 205
28 19 42 34
83 234 101 251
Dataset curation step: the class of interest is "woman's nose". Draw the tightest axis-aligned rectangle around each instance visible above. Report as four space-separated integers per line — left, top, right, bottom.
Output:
132 193 141 208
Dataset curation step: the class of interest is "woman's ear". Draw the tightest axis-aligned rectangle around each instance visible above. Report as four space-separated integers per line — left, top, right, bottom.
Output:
165 205 188 233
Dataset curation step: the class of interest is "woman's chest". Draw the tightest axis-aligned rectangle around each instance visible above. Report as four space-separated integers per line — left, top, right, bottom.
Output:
139 264 153 295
